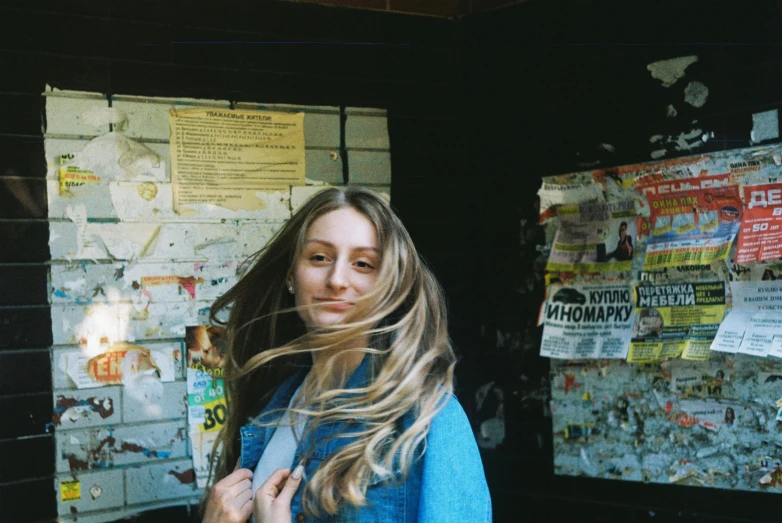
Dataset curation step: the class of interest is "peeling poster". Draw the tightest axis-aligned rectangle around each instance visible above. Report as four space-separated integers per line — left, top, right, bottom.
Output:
186 325 227 488
712 280 782 357
66 342 175 389
170 108 305 213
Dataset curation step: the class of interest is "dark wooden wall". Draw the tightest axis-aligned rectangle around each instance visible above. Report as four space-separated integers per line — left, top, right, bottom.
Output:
6 0 782 521
465 1 782 522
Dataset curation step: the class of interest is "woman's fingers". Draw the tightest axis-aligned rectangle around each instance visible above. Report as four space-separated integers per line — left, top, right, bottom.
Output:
227 486 255 523
259 468 290 495
235 486 254 515
240 496 254 519
227 477 253 498
222 468 253 487
210 469 252 502
203 468 255 523
274 464 304 506
253 466 304 523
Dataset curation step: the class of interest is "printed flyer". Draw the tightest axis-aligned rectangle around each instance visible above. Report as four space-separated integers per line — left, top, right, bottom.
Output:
711 280 782 358
546 201 639 273
537 180 604 222
186 325 227 488
668 359 730 398
644 184 743 269
65 342 176 389
539 284 634 359
675 399 748 431
735 183 782 264
628 282 727 363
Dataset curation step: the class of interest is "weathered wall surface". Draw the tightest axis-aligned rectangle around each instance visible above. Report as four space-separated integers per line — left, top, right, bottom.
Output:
552 354 782 490
45 89 390 522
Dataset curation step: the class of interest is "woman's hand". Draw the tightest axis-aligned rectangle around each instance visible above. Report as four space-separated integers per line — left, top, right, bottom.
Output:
203 468 254 523
253 465 304 523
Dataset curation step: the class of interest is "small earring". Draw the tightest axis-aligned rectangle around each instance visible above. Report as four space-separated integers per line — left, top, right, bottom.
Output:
288 285 294 293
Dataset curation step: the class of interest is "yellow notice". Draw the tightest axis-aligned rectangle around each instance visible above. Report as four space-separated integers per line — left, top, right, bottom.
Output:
141 275 182 286
59 154 100 196
169 108 305 213
60 480 81 502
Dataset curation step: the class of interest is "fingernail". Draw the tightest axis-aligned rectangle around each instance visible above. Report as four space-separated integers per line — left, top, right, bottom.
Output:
291 464 304 480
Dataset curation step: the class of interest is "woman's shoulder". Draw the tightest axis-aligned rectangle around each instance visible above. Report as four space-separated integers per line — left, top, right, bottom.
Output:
418 392 492 522
428 392 474 443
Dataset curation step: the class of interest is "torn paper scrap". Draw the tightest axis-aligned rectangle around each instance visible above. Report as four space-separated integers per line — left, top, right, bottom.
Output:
647 56 698 87
684 81 709 108
109 182 175 221
59 155 101 197
65 342 175 389
537 181 605 222
751 110 780 144
75 132 165 182
81 106 128 130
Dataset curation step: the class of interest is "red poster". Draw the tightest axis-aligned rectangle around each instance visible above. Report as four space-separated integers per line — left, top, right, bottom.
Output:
736 183 782 264
635 174 731 239
635 173 731 197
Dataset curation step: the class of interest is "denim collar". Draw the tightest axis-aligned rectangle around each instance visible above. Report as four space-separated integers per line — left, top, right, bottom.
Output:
257 354 372 422
239 354 373 470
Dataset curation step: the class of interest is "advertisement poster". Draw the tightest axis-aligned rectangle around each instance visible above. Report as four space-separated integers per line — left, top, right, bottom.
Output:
675 399 748 431
644 185 743 269
546 201 639 273
65 343 176 389
711 280 782 358
668 359 730 398
539 284 634 359
628 282 727 362
537 181 604 222
736 183 782 264
635 174 731 238
170 108 305 213
186 325 227 488
635 173 731 198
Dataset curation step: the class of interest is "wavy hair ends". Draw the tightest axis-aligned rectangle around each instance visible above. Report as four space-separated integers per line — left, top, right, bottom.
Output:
206 186 456 518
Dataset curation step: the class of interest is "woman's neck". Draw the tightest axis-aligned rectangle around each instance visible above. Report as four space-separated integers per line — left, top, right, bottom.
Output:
310 345 366 390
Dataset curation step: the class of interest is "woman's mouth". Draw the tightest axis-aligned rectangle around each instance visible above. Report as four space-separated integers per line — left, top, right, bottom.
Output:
315 298 353 310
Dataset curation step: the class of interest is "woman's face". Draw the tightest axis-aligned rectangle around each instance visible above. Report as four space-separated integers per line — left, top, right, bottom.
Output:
289 207 381 329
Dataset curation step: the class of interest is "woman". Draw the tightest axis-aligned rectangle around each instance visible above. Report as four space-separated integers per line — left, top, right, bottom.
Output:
202 187 491 523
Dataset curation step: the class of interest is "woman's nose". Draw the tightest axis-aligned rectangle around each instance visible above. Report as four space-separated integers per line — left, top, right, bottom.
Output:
326 262 349 289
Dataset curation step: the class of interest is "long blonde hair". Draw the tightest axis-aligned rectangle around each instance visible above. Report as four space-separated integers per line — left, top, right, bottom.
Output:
209 186 456 517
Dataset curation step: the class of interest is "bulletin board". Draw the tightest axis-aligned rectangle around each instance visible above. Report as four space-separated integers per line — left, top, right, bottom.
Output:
538 144 782 492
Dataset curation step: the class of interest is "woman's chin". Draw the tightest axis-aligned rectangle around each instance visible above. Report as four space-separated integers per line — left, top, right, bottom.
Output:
307 312 349 329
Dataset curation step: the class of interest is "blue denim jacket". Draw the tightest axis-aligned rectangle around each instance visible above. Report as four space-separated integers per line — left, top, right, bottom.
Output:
238 357 492 522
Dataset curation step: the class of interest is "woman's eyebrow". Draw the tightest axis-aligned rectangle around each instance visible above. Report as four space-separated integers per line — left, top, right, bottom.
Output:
304 239 380 253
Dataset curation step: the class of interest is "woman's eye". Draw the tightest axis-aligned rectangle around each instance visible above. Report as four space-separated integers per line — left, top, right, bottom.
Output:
355 260 375 270
310 254 328 262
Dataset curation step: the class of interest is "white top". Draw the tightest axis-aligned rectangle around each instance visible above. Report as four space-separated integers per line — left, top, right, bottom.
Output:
251 383 306 494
